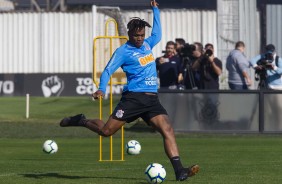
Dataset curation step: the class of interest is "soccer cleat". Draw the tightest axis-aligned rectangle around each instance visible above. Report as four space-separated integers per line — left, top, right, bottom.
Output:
59 114 86 127
176 164 200 181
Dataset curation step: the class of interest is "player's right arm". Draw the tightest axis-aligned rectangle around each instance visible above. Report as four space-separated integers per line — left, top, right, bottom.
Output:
92 49 124 99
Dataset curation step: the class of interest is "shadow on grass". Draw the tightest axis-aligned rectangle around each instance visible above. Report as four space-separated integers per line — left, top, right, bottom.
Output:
20 173 148 182
20 173 92 179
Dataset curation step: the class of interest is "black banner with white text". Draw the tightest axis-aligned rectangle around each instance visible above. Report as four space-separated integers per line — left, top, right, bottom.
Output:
0 73 123 97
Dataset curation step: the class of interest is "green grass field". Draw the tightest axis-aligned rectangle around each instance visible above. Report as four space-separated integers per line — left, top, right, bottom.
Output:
1 97 282 184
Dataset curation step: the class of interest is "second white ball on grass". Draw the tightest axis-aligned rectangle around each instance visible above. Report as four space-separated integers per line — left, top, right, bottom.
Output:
126 140 141 155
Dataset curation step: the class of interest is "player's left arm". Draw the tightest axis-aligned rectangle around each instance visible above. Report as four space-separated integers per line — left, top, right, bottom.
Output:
97 50 124 95
145 1 161 48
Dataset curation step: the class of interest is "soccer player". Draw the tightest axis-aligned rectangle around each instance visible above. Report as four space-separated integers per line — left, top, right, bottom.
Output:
60 0 199 181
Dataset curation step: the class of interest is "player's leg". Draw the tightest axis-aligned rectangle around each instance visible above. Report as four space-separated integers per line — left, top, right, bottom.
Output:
149 114 199 181
149 114 179 157
60 114 125 137
89 115 125 137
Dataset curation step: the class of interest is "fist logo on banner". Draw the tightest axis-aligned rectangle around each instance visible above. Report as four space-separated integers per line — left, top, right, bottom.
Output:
41 75 64 97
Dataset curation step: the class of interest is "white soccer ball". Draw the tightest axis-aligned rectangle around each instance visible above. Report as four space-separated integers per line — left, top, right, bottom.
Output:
126 140 141 155
43 140 58 154
145 163 166 184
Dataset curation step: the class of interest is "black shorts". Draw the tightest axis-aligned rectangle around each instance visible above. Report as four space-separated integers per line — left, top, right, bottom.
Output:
112 92 168 123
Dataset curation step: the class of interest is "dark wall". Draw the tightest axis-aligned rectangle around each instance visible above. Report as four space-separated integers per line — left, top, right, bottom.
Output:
0 73 124 97
15 0 217 10
13 0 282 11
257 0 282 5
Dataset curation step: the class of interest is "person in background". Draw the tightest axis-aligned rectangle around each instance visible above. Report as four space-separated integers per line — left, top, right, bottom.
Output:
192 43 222 89
250 44 282 89
156 41 182 89
175 38 186 56
178 42 203 89
226 41 252 90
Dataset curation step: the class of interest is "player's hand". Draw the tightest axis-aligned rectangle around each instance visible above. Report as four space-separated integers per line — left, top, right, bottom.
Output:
92 90 104 100
151 0 159 7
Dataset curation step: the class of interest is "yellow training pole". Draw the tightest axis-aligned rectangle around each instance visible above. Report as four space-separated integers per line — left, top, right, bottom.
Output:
121 126 124 160
94 18 128 161
109 35 114 161
99 97 103 161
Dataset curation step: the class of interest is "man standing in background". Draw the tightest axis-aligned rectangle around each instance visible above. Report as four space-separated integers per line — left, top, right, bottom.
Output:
226 41 252 90
175 38 186 56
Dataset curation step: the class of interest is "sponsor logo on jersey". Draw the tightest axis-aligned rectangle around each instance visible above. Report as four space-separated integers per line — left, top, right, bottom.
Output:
138 53 155 66
116 109 124 118
145 76 157 86
132 52 139 56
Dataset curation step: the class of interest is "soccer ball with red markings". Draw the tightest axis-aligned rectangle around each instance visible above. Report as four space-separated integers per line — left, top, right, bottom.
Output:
145 163 166 184
43 140 58 154
126 140 141 155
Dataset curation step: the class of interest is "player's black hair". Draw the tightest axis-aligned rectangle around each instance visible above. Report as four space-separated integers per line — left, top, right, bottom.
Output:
127 17 151 33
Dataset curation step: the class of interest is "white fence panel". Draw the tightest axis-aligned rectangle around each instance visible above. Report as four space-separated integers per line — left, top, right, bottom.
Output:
123 9 217 58
0 12 93 73
0 9 216 73
267 5 282 56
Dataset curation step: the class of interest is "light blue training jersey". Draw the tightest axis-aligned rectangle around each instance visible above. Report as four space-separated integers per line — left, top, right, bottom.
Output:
98 7 161 94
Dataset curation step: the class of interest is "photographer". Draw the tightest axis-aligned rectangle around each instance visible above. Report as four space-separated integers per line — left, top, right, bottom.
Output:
250 44 282 90
175 38 186 56
178 42 203 89
192 43 222 89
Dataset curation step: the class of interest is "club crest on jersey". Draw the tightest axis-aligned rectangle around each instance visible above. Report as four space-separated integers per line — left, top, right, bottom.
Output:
138 53 155 66
116 109 124 118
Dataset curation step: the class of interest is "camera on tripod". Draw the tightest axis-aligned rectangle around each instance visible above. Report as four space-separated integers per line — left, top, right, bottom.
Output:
179 43 195 58
178 43 198 89
254 51 274 85
253 44 277 89
259 52 274 66
255 51 274 72
178 43 196 67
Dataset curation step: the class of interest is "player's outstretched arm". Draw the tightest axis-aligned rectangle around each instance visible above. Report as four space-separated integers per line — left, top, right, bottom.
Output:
146 0 161 48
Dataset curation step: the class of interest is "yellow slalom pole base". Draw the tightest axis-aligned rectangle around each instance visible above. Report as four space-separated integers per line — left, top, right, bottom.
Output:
99 126 125 162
